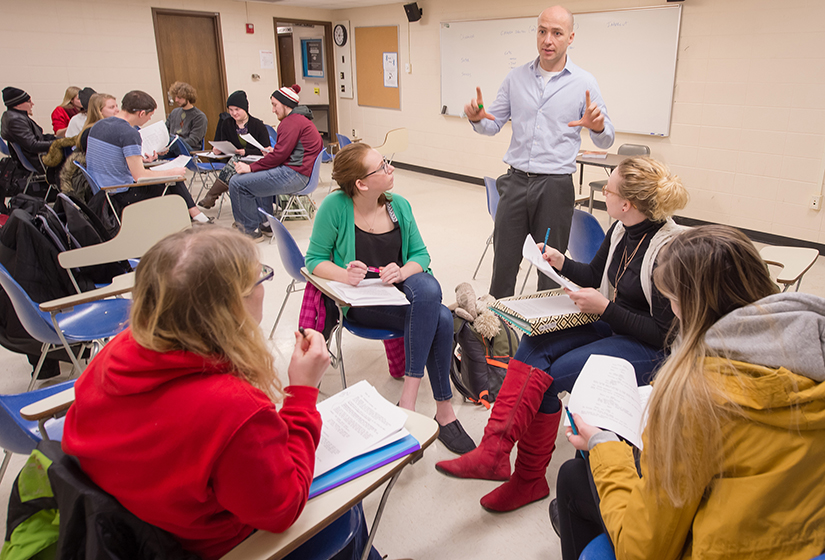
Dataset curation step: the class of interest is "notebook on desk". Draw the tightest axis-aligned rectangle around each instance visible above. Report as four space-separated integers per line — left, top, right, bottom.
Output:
489 290 599 337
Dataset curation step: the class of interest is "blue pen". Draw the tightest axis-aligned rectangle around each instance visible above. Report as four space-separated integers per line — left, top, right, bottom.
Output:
543 227 551 248
565 406 579 436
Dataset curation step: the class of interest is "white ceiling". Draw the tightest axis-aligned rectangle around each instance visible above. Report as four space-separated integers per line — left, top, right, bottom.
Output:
243 0 402 10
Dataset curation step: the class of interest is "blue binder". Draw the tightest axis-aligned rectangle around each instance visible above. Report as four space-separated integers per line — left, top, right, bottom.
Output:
309 434 420 499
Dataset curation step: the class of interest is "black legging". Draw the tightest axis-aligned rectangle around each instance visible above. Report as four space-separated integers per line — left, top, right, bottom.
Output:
556 454 607 560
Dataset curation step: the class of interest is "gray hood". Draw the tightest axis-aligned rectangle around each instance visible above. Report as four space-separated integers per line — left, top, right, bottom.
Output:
291 105 314 120
704 292 825 382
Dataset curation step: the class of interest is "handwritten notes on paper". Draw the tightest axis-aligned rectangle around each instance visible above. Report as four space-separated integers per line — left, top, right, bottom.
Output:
567 355 650 449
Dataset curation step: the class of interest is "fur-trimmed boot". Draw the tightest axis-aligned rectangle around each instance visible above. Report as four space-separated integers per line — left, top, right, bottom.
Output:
197 178 229 209
479 406 562 512
435 360 553 481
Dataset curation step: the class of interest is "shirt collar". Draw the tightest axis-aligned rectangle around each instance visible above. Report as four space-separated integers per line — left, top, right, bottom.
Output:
530 55 575 77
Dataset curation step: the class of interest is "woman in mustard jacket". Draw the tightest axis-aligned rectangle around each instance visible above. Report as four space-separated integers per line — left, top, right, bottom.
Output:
560 225 825 560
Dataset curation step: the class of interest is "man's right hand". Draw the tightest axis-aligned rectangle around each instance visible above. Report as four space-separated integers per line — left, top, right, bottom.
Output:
464 87 496 123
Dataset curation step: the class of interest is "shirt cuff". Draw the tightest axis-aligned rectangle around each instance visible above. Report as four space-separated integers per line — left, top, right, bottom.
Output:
588 430 620 450
283 385 320 409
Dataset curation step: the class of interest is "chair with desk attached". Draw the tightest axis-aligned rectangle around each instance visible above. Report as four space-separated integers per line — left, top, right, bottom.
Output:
0 262 130 391
173 136 225 200
473 176 500 280
375 128 408 165
587 144 650 214
258 208 307 338
10 141 53 198
336 133 352 149
760 245 819 293
0 137 9 157
265 124 278 147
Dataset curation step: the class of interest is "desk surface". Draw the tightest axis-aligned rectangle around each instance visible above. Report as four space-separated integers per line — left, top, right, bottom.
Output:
575 153 628 169
221 409 438 560
301 268 350 307
39 271 135 312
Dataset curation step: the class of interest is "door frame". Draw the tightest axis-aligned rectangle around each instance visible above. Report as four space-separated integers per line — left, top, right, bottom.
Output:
151 8 229 121
273 17 338 141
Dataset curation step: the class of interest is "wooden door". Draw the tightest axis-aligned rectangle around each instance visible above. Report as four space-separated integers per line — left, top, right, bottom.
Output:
277 35 296 87
152 9 228 145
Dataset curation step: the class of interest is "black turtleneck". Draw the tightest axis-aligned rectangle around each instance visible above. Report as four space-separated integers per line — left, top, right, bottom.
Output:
560 219 676 348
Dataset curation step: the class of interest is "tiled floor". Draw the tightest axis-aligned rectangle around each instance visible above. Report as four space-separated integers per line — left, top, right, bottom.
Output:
1 164 823 559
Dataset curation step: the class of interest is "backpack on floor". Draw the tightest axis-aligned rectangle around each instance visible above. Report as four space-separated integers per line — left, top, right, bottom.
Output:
450 313 519 409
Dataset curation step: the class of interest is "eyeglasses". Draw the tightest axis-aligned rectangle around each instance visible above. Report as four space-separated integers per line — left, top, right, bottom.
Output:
602 185 621 197
254 264 275 287
362 158 390 179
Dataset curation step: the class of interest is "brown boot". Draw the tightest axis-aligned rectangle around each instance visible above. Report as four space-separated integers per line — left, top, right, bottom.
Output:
198 178 229 209
480 406 562 512
435 360 553 481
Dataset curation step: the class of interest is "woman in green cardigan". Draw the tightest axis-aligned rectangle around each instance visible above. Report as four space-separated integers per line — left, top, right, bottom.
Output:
305 143 475 455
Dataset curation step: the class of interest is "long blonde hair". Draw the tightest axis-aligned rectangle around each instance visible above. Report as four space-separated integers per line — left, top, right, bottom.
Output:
647 225 778 504
77 93 116 150
130 227 283 402
59 86 81 110
616 157 688 222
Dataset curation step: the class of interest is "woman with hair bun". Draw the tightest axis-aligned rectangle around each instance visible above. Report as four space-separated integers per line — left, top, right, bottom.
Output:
437 156 689 513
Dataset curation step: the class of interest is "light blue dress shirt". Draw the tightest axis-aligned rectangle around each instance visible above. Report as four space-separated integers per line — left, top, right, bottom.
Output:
471 56 615 175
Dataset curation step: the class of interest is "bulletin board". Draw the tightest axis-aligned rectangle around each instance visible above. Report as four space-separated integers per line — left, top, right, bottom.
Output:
354 26 400 109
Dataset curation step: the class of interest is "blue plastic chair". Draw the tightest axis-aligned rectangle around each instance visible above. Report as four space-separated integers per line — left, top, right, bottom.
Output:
73 161 125 226
9 141 50 196
0 137 10 157
0 262 131 391
283 503 366 560
279 150 325 222
472 176 500 279
258 208 307 338
568 209 606 263
579 533 615 560
265 124 278 147
0 379 76 485
336 133 352 149
173 137 225 199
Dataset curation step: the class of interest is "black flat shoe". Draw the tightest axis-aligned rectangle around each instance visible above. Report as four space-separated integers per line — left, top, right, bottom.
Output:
549 498 561 537
436 418 476 455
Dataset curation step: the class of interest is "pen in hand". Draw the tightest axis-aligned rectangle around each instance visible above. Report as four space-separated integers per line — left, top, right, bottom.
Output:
367 266 380 273
565 406 579 436
543 227 552 249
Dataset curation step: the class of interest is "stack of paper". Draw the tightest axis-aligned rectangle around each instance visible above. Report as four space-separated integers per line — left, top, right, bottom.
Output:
310 381 419 498
140 122 175 156
208 141 238 155
327 278 410 306
152 155 190 171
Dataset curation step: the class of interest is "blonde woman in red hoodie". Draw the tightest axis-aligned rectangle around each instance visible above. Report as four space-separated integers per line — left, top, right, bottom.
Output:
62 227 380 560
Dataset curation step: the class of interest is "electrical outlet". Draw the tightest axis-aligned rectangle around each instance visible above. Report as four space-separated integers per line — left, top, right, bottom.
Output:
405 63 412 73
811 195 823 211
352 129 357 138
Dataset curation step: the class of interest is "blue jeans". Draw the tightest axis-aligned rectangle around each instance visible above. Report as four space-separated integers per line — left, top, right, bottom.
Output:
229 166 309 233
514 321 665 411
346 273 453 402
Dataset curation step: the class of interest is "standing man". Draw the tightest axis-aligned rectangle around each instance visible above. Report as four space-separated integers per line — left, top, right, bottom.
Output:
467 5 614 298
229 85 322 241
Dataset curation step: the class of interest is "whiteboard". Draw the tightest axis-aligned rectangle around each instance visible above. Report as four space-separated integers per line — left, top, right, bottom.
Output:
440 6 682 136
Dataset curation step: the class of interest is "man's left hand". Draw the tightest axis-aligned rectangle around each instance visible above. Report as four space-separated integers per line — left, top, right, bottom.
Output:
567 90 605 133
235 162 251 174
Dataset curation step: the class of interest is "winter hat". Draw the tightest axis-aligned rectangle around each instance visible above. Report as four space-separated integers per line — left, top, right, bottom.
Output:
3 87 30 108
272 85 301 109
78 87 97 111
226 90 249 112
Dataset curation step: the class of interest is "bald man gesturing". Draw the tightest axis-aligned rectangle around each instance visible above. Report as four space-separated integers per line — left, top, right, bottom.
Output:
466 5 614 299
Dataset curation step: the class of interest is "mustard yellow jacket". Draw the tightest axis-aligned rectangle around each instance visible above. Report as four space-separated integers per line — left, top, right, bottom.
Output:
590 357 825 560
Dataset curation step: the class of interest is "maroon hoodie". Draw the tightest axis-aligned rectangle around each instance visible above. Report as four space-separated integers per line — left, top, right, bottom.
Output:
249 106 322 177
62 329 321 559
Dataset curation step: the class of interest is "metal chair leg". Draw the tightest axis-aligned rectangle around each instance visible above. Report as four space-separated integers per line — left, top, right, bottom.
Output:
268 280 297 339
472 232 494 280
520 264 533 295
359 471 403 560
27 343 51 392
0 450 13 486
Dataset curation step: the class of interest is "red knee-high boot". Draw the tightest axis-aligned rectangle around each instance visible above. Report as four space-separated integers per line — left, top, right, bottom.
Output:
435 360 553 481
479 405 562 512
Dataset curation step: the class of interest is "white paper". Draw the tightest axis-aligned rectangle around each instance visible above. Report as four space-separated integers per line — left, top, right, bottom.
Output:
139 121 171 157
566 355 646 449
208 141 238 155
240 133 266 153
152 155 190 171
328 278 410 306
522 234 580 291
259 49 275 70
314 381 408 476
241 155 264 163
199 152 231 159
383 52 398 88
503 294 580 319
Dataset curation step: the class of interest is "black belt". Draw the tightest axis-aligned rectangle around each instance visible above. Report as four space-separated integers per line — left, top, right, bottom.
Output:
510 166 569 178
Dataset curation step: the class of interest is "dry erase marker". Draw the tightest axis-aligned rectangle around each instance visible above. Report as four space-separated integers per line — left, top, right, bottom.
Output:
478 103 484 110
544 227 552 248
367 266 380 273
565 406 579 436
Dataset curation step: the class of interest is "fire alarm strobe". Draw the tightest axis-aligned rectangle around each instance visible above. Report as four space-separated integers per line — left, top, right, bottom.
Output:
246 23 254 34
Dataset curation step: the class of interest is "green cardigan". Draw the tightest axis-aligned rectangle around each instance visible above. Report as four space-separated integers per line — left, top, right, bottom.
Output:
305 191 431 276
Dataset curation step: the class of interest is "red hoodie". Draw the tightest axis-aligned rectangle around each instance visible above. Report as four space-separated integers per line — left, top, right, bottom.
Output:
62 329 322 559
